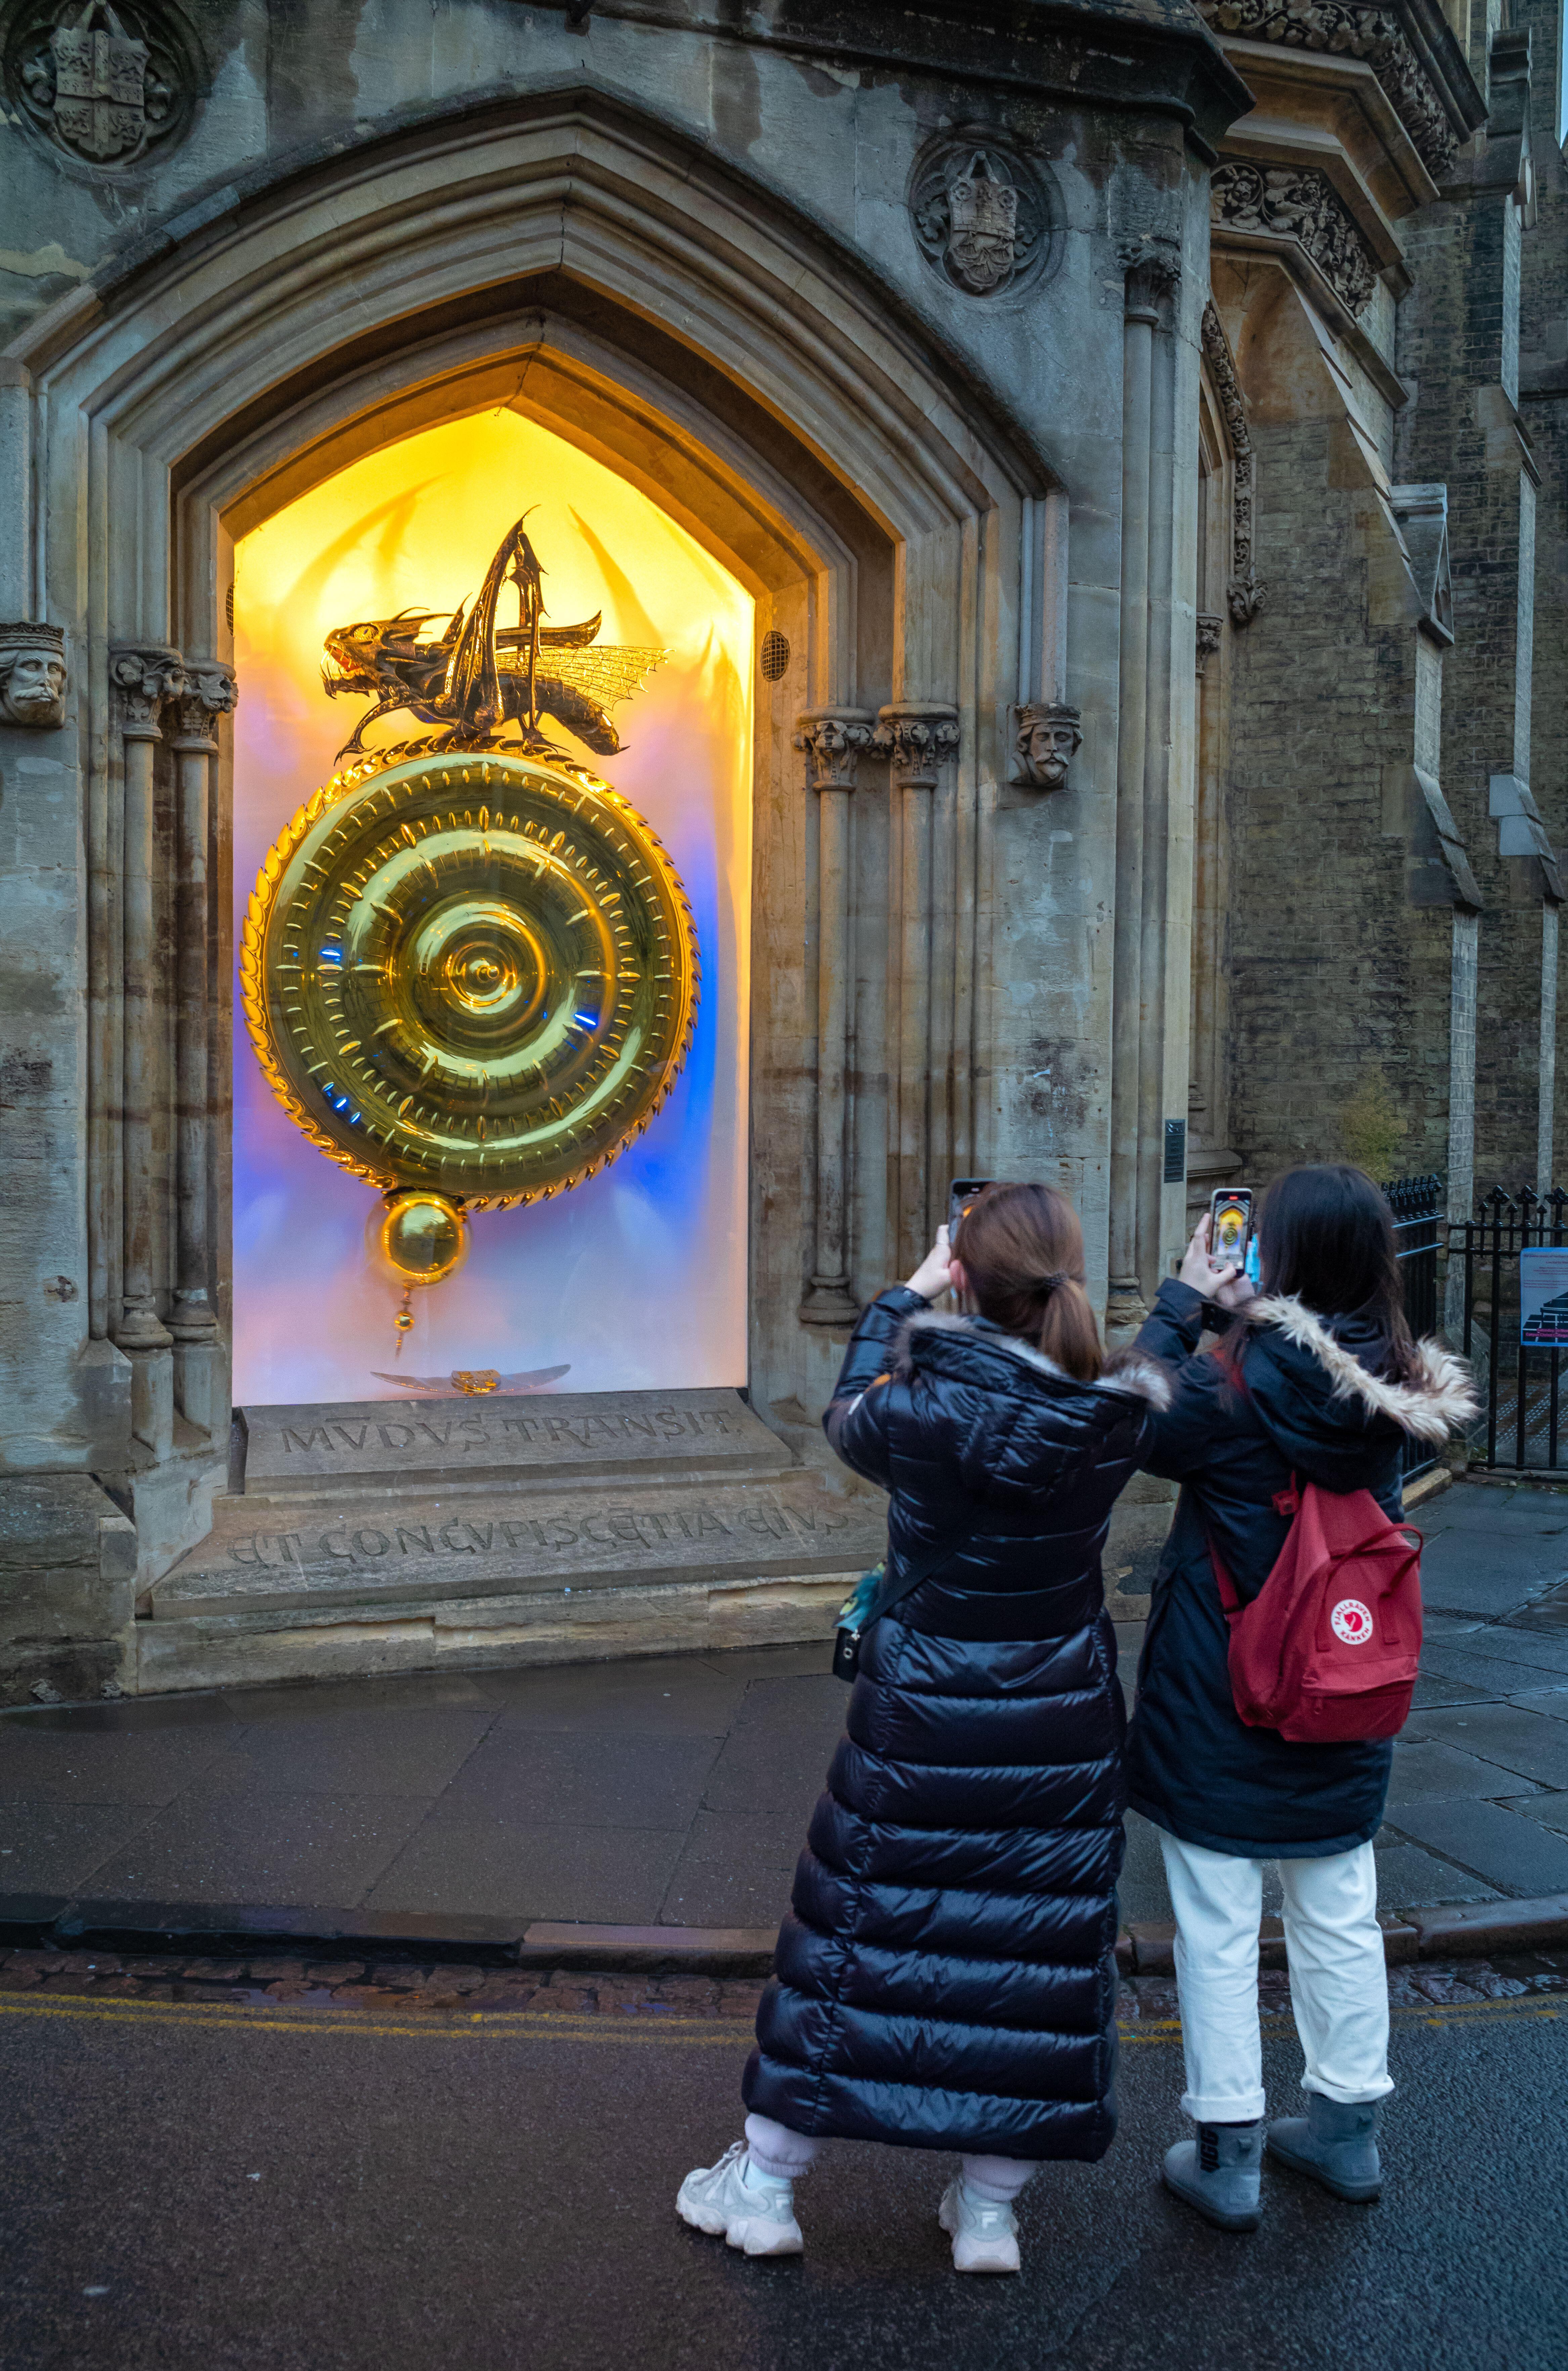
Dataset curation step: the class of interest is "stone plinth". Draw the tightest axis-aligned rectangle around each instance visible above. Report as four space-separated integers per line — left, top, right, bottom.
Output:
139 1386 885 1694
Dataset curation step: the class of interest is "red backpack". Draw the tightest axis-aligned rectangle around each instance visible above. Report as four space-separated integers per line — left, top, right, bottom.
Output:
1209 1479 1423 1744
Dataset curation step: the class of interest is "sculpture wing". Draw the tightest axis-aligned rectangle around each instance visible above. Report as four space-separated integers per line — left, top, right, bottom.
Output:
495 1364 572 1391
553 646 666 709
370 1371 460 1392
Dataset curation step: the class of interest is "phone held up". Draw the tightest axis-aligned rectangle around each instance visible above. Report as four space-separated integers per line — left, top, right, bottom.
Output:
1209 1186 1254 1274
948 1178 997 1248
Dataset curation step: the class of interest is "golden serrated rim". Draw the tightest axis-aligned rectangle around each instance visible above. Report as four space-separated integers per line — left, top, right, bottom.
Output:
240 737 702 1211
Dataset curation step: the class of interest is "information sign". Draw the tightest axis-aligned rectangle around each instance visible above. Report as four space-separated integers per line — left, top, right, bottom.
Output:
1520 1246 1568 1345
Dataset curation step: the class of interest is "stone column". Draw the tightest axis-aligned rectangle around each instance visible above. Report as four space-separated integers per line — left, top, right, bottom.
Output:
1107 251 1176 1331
796 708 875 1323
875 702 961 1277
168 660 236 1430
110 644 184 1456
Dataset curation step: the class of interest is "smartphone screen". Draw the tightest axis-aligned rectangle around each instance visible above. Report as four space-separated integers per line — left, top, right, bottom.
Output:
949 1177 997 1247
1210 1187 1253 1269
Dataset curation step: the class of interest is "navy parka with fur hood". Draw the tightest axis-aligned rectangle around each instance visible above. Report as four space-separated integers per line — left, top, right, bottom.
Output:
742 1284 1171 2162
1126 1279 1476 1857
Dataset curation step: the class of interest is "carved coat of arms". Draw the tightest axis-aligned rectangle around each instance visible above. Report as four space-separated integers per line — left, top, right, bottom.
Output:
909 133 1053 301
10 0 189 169
49 0 146 159
945 154 1019 294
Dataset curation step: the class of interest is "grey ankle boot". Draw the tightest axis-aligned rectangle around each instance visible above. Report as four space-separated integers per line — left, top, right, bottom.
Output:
1267 2093 1382 2202
1162 2121 1263 2232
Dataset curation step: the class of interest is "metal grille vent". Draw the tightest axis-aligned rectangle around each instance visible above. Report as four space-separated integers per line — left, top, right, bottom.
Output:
759 629 790 684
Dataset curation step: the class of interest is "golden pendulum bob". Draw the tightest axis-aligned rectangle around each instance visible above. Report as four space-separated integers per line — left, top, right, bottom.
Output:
379 1188 470 1354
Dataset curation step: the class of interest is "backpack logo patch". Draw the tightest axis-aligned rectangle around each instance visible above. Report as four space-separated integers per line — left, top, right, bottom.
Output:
1330 1597 1374 1646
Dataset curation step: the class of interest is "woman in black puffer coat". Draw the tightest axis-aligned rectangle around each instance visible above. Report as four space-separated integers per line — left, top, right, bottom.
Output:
677 1183 1170 2275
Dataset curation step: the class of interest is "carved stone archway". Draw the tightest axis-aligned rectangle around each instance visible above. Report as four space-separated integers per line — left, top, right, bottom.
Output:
7 86 1067 1581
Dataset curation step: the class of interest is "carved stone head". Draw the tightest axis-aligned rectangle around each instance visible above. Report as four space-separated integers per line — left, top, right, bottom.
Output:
0 625 68 728
1012 701 1082 791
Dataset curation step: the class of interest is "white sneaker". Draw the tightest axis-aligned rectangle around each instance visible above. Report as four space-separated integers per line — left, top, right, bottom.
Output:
677 2141 804 2257
938 2176 1021 2274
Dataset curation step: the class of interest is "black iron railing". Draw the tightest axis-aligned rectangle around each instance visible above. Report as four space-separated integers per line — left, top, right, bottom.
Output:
1385 1174 1444 1483
1450 1186 1568 1472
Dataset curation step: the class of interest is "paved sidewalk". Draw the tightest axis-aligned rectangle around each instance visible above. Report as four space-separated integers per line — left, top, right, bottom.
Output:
1 1479 1566 1938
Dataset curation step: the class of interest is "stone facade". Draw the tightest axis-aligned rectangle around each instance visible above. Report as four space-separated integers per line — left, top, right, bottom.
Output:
0 0 1559 1700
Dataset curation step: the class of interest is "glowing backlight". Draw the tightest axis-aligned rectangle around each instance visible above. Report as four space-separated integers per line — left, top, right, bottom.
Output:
232 410 752 1403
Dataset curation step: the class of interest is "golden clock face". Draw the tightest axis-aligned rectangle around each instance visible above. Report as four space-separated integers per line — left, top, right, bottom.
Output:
240 742 700 1209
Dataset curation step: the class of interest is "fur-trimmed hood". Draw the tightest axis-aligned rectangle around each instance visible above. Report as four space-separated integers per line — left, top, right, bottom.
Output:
893 1308 1174 1413
1248 1293 1477 1446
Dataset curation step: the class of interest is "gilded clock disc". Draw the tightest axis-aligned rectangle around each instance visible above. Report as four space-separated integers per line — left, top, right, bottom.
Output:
241 742 700 1208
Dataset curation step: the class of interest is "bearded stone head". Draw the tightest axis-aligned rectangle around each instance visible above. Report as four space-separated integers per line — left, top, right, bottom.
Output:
0 629 68 729
1012 700 1082 792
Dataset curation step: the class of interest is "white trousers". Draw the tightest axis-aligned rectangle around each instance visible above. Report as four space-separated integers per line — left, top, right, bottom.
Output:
1157 1831 1394 2124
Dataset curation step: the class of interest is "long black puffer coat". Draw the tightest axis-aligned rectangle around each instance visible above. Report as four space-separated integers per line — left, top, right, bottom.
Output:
742 1284 1172 2161
1126 1280 1475 1856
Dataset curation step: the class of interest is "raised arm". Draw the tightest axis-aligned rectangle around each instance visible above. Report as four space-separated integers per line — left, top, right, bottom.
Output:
823 1231 953 1489
823 1286 928 1489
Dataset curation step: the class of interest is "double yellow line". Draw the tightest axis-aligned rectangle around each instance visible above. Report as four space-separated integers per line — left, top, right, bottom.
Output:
0 1989 1560 2049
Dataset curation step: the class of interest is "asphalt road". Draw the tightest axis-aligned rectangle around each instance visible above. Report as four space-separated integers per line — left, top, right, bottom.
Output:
0 1987 1562 2371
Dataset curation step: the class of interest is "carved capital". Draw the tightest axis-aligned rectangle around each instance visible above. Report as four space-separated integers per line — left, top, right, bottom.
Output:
873 703 961 791
1196 614 1224 672
0 622 68 729
794 707 876 792
1010 700 1082 791
1227 571 1265 627
111 643 184 739
170 658 238 748
1117 235 1181 317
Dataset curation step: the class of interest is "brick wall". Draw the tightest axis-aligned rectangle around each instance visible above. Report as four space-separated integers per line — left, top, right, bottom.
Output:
1224 418 1455 1185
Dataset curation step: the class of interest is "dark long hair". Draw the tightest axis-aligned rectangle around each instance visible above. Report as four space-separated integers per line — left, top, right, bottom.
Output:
1245 1162 1417 1382
952 1182 1103 1382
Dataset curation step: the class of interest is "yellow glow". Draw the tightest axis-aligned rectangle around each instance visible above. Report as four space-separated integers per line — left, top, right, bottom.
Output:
233 409 753 1404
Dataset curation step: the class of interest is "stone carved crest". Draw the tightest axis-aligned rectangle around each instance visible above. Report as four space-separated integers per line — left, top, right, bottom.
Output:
946 154 1019 294
8 0 196 169
910 134 1055 299
1212 161 1378 318
1010 702 1082 792
0 623 68 728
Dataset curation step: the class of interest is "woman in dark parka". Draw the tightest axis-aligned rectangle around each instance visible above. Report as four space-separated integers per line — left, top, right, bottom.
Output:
1126 1166 1475 2232
677 1184 1171 2274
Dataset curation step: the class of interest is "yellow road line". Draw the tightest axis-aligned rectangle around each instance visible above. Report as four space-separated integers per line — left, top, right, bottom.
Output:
0 1990 1558 2048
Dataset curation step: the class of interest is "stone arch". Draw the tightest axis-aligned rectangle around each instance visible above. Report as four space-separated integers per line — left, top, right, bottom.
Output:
6 85 1071 1565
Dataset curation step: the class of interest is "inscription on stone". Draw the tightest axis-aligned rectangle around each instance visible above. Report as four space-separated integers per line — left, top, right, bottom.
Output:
242 1386 791 1498
226 1492 846 1573
151 1469 885 1624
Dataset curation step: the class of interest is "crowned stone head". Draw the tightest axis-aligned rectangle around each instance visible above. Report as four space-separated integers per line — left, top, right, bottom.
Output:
0 624 68 729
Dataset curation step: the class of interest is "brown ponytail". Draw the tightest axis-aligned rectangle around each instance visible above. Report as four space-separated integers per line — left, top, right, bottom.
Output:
951 1182 1103 1382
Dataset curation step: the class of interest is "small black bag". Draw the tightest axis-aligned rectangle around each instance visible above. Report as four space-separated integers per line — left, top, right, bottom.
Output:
831 1526 967 1682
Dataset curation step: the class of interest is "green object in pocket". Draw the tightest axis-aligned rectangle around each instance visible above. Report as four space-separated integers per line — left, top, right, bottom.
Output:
838 1564 885 1629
